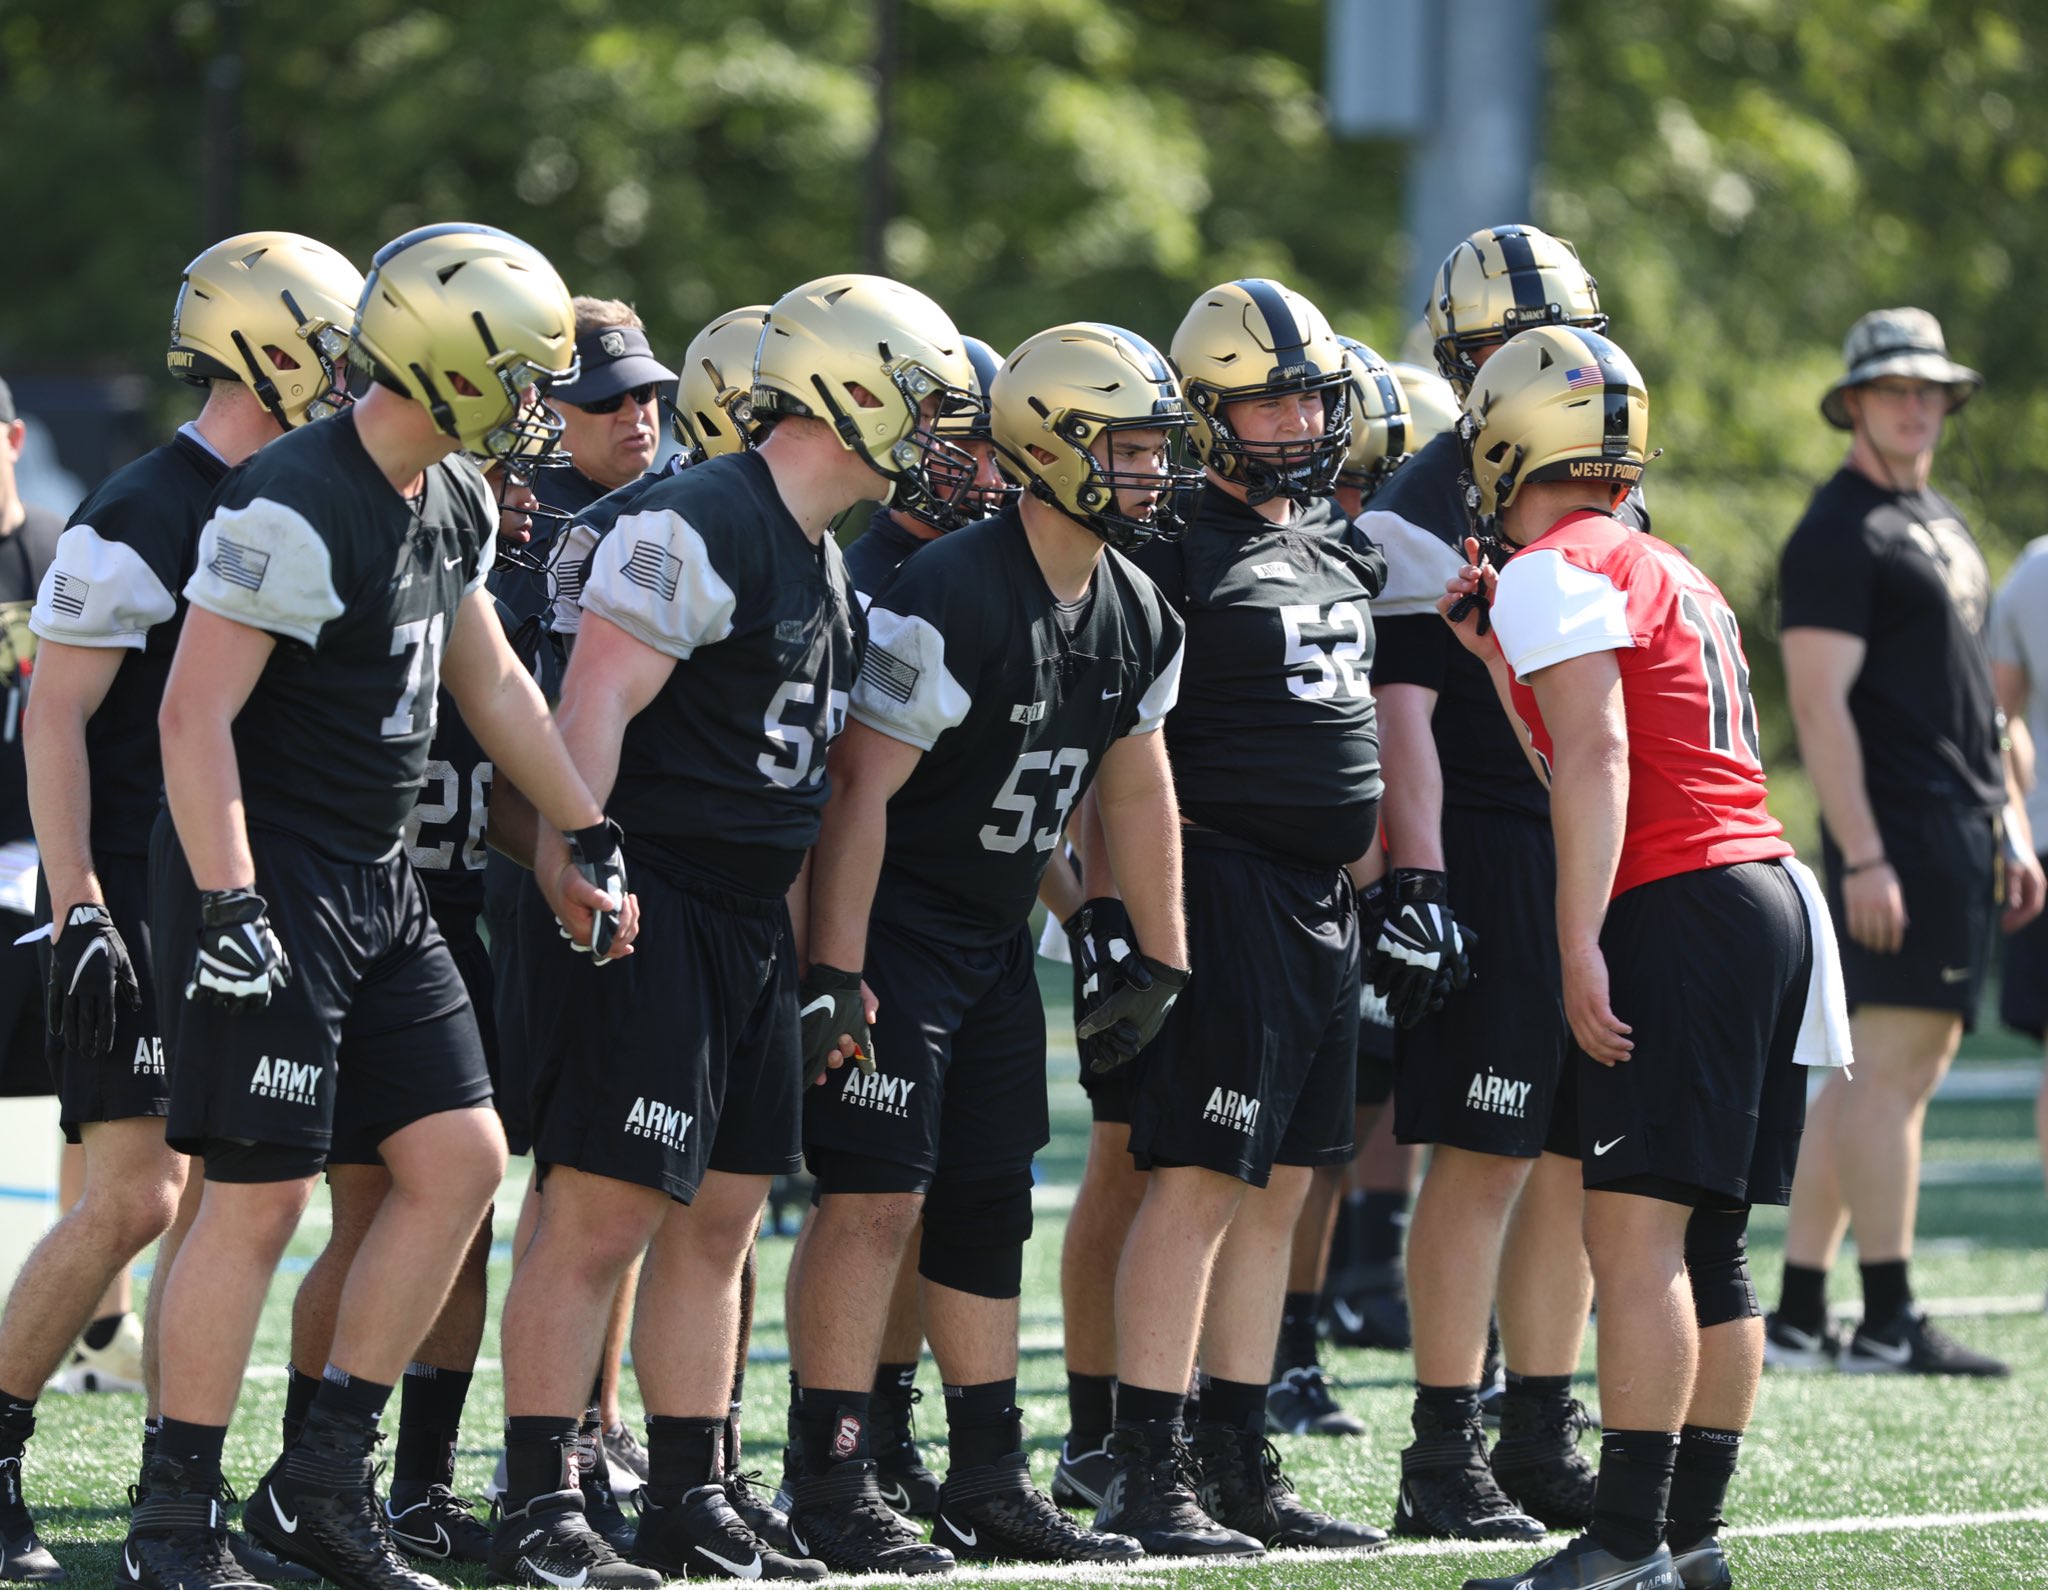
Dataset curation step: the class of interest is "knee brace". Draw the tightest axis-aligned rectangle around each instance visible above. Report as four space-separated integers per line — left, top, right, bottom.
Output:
1684 1204 1758 1328
917 1169 1034 1300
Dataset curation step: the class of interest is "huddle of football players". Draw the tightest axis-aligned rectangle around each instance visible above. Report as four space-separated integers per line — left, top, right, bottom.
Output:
0 212 1843 1590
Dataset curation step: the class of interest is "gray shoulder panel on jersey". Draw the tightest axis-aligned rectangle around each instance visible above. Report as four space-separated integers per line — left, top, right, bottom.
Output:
850 606 971 751
183 498 346 647
29 523 177 649
1129 633 1183 735
467 527 497 598
1358 507 1464 618
579 507 738 660
546 519 602 638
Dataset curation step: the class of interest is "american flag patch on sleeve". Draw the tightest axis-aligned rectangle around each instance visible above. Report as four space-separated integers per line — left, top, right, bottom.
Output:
860 644 920 705
1564 364 1602 390
49 572 89 618
621 540 684 602
211 536 271 592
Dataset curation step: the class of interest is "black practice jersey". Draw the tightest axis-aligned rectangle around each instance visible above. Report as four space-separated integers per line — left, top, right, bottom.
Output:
30 428 229 857
855 508 1184 946
580 448 863 896
1131 483 1384 865
842 509 931 608
1780 467 2003 811
404 600 517 936
185 411 496 863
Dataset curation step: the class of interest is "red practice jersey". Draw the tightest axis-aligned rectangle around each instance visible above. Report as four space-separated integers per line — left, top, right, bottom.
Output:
1489 509 1790 898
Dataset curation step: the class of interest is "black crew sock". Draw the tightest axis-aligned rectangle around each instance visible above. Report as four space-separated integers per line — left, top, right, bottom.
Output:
1859 1259 1913 1326
1776 1261 1828 1335
1591 1429 1679 1562
1500 1370 1575 1435
1276 1292 1320 1374
1665 1426 1741 1551
871 1361 917 1447
1065 1373 1115 1450
1411 1382 1482 1437
942 1379 1021 1472
0 1392 34 1457
1359 1189 1411 1265
1196 1377 1266 1434
311 1365 394 1434
156 1418 227 1486
282 1365 318 1452
794 1388 870 1473
645 1415 723 1507
139 1415 161 1479
394 1364 473 1490
82 1313 125 1352
1112 1382 1184 1431
505 1416 581 1509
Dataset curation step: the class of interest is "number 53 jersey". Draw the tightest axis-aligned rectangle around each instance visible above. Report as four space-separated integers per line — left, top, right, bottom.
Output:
1489 509 1790 897
854 508 1184 947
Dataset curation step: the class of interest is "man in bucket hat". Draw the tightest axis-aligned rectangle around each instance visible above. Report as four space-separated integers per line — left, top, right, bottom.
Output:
1765 308 2043 1377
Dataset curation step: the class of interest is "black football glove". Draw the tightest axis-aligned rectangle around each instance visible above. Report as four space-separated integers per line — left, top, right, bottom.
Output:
799 963 876 1089
187 889 292 1008
1075 953 1189 1073
1364 868 1476 1028
47 903 141 1058
561 819 628 960
1064 897 1137 1070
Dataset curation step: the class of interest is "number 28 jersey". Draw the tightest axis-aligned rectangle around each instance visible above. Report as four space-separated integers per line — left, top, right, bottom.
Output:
1489 509 1790 898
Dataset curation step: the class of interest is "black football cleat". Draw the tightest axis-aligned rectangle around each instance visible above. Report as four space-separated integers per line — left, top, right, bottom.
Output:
629 1484 825 1580
382 1482 491 1564
121 1457 263 1590
1265 1365 1366 1437
1325 1262 1413 1350
241 1420 442 1590
1393 1421 1546 1542
487 1489 662 1589
1463 1533 1679 1590
1091 1426 1262 1559
1669 1536 1733 1590
1049 1437 1113 1509
723 1469 798 1556
868 1386 940 1521
1761 1312 1841 1371
931 1451 1142 1564
785 1461 954 1575
1189 1424 1385 1550
0 1453 64 1584
1841 1305 2009 1377
1491 1396 1597 1530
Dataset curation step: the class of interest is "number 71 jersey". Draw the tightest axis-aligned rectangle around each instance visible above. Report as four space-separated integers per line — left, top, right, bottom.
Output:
1489 509 1790 898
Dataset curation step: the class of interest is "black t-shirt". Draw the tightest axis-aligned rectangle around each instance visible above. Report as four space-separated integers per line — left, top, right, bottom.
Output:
842 509 931 608
1779 467 2003 811
0 506 62 847
579 449 864 897
406 600 516 938
30 431 227 856
854 508 1184 946
186 411 497 863
1131 482 1386 865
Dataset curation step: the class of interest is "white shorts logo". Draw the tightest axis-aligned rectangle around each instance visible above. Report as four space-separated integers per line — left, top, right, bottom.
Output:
840 1068 917 1118
1465 1070 1532 1120
624 1096 692 1152
1202 1086 1260 1133
249 1055 319 1106
134 1036 165 1077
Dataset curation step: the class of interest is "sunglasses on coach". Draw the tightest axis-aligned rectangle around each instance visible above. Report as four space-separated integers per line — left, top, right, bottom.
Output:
573 382 660 415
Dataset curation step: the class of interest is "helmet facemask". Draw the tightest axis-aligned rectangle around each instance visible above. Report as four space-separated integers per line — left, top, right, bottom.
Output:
1010 409 1204 553
1192 371 1352 507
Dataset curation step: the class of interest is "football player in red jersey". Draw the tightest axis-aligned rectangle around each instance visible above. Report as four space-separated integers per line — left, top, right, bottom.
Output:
1441 327 1846 1590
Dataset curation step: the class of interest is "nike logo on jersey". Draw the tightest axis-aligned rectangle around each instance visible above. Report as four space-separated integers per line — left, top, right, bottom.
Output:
267 1485 299 1532
521 1558 589 1587
941 1516 978 1547
1592 1136 1626 1157
698 1546 763 1579
443 555 463 569
1101 687 1120 699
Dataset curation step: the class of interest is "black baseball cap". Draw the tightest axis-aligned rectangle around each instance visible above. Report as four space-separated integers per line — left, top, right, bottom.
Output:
548 324 676 406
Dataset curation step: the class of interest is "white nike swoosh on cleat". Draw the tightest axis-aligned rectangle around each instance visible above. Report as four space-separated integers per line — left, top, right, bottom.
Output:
521 1557 589 1588
1849 1336 1914 1368
941 1516 977 1548
268 1485 299 1533
395 1520 452 1558
123 1546 140 1581
878 1482 912 1512
1331 1298 1365 1333
788 1528 809 1557
698 1546 762 1579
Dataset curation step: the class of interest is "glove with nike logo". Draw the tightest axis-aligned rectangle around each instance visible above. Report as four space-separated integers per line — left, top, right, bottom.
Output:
799 963 876 1088
1364 868 1476 1028
562 818 628 960
1075 953 1189 1073
187 889 292 1008
47 902 142 1058
1064 896 1138 1073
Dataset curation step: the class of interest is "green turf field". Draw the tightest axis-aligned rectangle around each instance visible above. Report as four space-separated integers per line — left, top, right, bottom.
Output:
16 963 2047 1589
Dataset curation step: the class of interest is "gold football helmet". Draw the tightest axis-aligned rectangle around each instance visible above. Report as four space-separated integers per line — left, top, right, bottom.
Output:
751 273 976 518
1391 361 1461 446
1459 326 1649 532
168 232 365 429
350 223 578 458
1170 278 1351 506
990 322 1201 551
1335 336 1412 497
673 304 769 466
910 334 1017 528
1427 224 1606 396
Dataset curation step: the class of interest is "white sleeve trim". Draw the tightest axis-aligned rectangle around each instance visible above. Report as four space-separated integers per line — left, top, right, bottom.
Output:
1357 508 1463 618
29 524 176 649
465 527 496 598
579 508 737 661
1128 634 1183 735
849 607 971 751
183 498 345 647
1492 548 1633 683
546 520 602 639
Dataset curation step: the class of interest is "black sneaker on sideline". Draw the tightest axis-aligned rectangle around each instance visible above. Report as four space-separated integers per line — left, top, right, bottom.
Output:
869 1387 940 1521
1669 1535 1733 1590
1463 1533 1678 1590
931 1452 1141 1564
1841 1305 2009 1377
1392 1422 1545 1543
1761 1312 1841 1371
1049 1437 1112 1509
1325 1262 1412 1350
120 1458 260 1590
1091 1426 1262 1559
1189 1424 1386 1551
1491 1397 1596 1530
487 1489 661 1589
630 1485 825 1580
0 1454 64 1584
1265 1365 1365 1437
723 1470 797 1555
241 1424 441 1590
580 1467 637 1553
383 1483 491 1564
785 1461 953 1575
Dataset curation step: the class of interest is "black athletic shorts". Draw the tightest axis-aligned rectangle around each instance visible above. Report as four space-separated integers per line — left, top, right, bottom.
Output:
1395 806 1576 1159
152 816 493 1170
525 863 804 1203
439 914 499 1078
482 851 533 1154
804 917 1048 1190
37 854 168 1141
1578 860 1811 1207
0 907 48 1098
2000 850 2048 1040
1823 803 1997 1026
1127 833 1361 1186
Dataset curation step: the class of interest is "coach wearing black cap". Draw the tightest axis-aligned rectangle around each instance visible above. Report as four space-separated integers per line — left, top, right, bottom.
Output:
542 300 678 516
